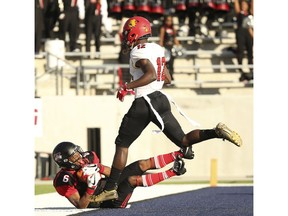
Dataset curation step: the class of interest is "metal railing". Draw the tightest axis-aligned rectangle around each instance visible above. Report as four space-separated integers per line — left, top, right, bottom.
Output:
35 51 79 95
76 64 129 95
35 50 252 95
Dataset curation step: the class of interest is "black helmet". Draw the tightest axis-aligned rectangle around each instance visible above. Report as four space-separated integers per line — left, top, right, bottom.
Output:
52 141 84 170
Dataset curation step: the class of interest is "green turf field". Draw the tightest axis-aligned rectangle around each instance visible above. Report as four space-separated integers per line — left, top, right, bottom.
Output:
35 184 55 195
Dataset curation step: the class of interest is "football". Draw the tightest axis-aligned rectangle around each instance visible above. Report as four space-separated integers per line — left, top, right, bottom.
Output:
76 168 88 182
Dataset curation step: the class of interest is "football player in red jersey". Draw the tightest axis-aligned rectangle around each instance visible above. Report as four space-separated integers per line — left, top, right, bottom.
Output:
53 141 188 208
93 16 243 203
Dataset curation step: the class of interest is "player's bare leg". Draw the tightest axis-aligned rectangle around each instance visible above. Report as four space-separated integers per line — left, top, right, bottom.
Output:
182 122 242 148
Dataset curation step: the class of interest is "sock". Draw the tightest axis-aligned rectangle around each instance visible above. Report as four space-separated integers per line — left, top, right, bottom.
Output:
105 166 122 190
186 129 218 144
151 151 180 169
199 129 218 141
142 169 175 187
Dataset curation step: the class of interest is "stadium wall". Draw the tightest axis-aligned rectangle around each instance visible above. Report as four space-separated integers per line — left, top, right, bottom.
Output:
35 92 253 181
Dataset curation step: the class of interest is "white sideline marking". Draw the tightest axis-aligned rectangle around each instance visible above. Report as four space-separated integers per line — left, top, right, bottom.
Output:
35 184 208 216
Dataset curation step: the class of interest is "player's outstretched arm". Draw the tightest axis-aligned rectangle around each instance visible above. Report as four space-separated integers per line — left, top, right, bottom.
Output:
67 191 92 209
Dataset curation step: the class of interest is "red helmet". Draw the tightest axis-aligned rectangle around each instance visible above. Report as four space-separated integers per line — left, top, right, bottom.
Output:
122 16 152 50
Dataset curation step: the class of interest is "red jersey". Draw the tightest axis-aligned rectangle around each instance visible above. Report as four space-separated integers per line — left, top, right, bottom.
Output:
53 151 103 198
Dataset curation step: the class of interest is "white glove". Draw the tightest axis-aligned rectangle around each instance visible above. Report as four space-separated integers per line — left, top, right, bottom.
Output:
82 164 100 176
84 164 101 195
87 172 101 189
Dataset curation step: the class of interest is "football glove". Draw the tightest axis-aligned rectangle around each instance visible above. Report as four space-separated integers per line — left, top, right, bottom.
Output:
77 164 100 182
82 164 100 176
86 172 101 195
84 165 102 195
87 172 100 189
116 83 135 102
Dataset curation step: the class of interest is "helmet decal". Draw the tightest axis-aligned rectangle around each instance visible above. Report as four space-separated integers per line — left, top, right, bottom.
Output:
128 18 138 28
54 152 62 162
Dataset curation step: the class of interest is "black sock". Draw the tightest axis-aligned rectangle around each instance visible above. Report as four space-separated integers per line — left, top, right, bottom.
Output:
105 166 122 190
199 129 218 141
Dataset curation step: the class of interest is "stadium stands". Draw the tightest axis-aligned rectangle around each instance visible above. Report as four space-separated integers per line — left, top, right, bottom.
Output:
35 5 253 97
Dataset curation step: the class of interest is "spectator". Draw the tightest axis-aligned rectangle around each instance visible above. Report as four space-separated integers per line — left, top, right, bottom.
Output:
107 0 122 20
175 0 187 30
118 17 131 85
198 0 217 37
35 0 47 55
234 0 253 82
57 0 85 52
186 0 200 37
159 14 181 84
150 0 164 21
84 0 102 56
101 0 114 38
43 0 60 39
134 0 152 22
162 0 174 14
122 0 136 18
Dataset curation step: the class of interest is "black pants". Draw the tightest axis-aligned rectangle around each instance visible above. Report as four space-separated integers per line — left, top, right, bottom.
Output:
236 28 253 69
85 14 102 52
115 91 185 148
58 9 79 51
35 8 44 53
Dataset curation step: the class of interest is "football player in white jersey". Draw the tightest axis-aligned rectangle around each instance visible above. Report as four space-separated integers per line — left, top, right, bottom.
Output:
91 16 243 203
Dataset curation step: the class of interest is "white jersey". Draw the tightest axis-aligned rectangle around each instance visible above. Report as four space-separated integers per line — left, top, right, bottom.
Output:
130 42 166 98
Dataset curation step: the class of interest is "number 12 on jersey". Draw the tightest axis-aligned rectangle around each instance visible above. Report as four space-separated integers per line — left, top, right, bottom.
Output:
156 57 166 81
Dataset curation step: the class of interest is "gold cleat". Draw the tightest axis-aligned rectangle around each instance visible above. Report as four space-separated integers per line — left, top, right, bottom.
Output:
215 122 243 147
90 189 118 203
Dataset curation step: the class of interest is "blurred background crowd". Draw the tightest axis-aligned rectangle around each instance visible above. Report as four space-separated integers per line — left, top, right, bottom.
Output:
35 0 253 82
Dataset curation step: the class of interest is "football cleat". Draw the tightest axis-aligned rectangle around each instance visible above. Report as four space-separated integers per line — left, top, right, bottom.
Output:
215 122 243 147
180 146 195 159
172 155 187 176
90 189 118 203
